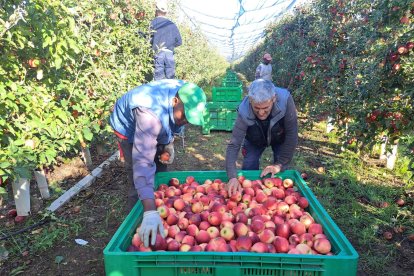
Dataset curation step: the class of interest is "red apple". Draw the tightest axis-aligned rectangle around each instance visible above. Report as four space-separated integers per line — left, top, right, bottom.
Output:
211 203 228 214
272 188 285 199
250 242 269 253
273 236 289 253
234 222 249 237
221 212 234 222
206 237 228 252
313 233 327 241
173 198 186 211
299 233 314 247
243 187 255 196
258 229 275 244
313 238 331 254
299 214 314 229
288 234 300 246
308 223 323 235
263 178 275 188
284 195 297 205
287 248 301 254
220 226 235 241
247 231 260 244
290 221 306 235
165 188 176 198
300 172 308 180
207 226 220 239
186 175 195 184
263 196 278 210
242 179 252 188
235 236 252 251
166 213 179 226
220 220 234 229
186 224 199 237
190 245 203 251
169 178 180 187
200 210 210 221
383 231 393 240
275 223 290 239
196 230 211 244
167 225 180 238
297 196 309 208
276 202 290 214
7 209 18 218
151 234 167 251
229 191 242 202
283 178 294 188
132 233 142 248
178 217 189 230
175 231 187 243
242 194 252 205
182 235 195 246
199 221 210 230
157 205 170 219
255 191 268 203
235 212 248 224
188 213 202 226
207 212 222 226
179 243 192 252
250 219 265 234
296 243 312 254
191 202 204 213
273 215 285 225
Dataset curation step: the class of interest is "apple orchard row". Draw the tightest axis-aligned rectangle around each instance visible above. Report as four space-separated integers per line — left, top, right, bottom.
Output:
128 176 333 255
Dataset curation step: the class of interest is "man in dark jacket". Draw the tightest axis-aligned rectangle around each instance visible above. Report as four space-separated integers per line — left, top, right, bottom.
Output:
110 79 206 247
150 0 182 80
225 79 298 196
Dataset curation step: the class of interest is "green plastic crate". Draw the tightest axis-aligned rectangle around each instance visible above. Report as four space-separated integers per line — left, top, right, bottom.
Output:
104 170 359 276
202 101 239 134
222 81 242 88
212 87 242 102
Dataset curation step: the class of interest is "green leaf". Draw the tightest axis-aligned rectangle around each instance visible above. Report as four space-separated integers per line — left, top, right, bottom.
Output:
0 162 11 169
54 56 63 69
82 127 93 141
55 255 64 264
14 167 32 179
0 245 9 261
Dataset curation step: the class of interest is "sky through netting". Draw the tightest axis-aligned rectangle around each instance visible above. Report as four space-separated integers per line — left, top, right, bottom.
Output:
178 0 309 61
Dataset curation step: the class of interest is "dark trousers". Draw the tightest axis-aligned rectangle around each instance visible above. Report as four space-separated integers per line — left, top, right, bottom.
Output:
117 138 167 211
154 50 175 80
242 139 280 170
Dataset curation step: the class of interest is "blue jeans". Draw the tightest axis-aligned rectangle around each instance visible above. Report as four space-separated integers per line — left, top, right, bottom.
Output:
242 139 280 170
154 50 175 80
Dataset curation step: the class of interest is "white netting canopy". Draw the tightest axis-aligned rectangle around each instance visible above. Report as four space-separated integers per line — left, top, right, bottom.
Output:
178 0 309 61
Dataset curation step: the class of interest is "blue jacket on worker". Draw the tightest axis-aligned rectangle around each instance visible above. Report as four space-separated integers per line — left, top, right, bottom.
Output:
109 79 185 145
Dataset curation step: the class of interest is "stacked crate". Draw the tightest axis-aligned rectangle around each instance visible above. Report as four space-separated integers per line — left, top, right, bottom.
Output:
202 71 243 134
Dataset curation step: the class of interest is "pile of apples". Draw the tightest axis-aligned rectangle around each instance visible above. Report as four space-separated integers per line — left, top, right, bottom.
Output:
127 176 333 255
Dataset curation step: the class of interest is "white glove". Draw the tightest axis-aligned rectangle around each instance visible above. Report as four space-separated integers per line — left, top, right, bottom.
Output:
159 142 175 165
139 210 165 247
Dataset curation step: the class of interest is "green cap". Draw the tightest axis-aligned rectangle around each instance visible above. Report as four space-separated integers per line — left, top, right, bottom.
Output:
178 82 207 126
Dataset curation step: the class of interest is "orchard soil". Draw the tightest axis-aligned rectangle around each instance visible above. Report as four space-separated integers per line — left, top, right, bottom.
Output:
1 123 413 276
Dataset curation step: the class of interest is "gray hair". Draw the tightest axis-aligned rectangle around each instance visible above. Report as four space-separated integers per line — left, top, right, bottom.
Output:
248 79 276 103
